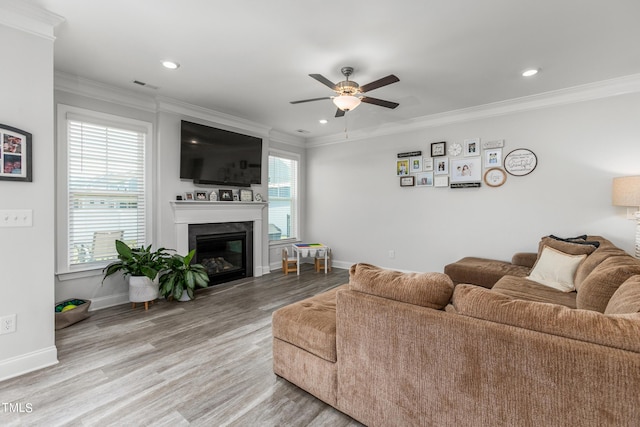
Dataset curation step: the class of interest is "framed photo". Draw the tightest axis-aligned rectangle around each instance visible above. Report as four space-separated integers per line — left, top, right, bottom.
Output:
431 141 446 157
504 148 537 176
434 175 449 187
400 176 415 187
484 148 502 168
410 156 422 173
484 168 507 187
463 138 480 157
451 158 482 183
239 188 253 201
416 172 434 186
219 189 233 201
195 191 208 200
185 192 194 201
0 124 32 182
397 159 410 176
434 157 449 175
422 157 433 171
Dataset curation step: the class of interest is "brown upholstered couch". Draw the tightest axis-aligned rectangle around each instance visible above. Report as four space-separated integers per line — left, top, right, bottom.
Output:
272 236 640 426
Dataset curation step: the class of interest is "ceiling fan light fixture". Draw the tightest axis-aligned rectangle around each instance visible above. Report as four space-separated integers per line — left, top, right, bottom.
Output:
333 95 361 111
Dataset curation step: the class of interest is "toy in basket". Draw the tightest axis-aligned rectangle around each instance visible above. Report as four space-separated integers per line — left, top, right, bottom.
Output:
55 299 91 330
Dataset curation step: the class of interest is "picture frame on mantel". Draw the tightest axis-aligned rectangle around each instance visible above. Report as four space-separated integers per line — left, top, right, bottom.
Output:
219 189 233 201
0 124 32 182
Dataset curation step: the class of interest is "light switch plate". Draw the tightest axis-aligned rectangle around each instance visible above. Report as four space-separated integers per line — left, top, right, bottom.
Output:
0 209 33 227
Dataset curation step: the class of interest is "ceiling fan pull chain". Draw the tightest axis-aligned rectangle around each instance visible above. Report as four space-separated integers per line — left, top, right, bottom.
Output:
345 113 349 139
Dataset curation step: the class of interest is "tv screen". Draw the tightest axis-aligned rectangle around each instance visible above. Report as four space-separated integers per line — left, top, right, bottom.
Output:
180 120 262 187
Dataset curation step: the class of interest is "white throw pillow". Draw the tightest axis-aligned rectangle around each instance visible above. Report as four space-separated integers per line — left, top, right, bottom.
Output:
526 246 587 292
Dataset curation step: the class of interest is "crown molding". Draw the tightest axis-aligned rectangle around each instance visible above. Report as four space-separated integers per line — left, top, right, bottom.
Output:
305 73 640 147
0 0 64 41
155 96 271 138
55 71 158 112
269 130 306 148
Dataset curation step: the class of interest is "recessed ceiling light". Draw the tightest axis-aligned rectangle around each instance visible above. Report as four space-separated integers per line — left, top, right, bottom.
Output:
319 119 328 124
162 60 180 70
522 68 539 77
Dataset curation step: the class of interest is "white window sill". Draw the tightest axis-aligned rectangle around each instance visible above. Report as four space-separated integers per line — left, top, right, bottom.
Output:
56 266 107 282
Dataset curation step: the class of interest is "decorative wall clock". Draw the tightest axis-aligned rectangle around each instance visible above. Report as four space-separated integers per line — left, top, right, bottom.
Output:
448 143 462 157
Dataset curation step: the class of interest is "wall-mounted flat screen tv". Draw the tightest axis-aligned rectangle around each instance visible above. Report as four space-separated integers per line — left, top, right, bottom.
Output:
180 120 262 187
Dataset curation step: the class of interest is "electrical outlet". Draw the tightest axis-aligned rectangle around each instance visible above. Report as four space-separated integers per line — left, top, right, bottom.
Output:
1 314 17 334
388 250 395 259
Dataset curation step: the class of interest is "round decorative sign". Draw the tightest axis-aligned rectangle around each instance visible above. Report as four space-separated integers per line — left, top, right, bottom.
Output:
504 148 537 176
484 168 507 187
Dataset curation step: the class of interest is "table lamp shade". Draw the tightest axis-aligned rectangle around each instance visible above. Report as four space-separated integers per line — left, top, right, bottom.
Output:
612 176 640 207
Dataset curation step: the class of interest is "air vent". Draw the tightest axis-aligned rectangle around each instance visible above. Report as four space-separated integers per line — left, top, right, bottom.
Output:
132 80 159 90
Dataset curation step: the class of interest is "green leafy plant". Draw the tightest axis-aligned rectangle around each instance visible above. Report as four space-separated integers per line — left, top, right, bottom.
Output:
102 240 169 282
159 249 210 301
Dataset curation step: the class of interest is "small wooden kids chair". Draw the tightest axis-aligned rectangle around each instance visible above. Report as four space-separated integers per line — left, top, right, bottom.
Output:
282 247 298 275
315 248 332 272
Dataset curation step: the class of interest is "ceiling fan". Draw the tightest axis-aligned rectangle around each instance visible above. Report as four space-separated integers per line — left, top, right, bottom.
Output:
290 67 400 118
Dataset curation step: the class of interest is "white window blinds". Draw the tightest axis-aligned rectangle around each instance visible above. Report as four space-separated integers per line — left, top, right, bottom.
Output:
67 119 147 266
268 154 298 241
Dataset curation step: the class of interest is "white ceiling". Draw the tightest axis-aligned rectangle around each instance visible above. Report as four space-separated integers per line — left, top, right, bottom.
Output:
28 0 640 139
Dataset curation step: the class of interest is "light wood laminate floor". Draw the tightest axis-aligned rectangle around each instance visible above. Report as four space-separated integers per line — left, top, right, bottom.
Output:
1 265 363 427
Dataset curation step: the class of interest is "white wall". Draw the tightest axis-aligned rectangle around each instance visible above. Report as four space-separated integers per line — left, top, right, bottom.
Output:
0 16 59 380
306 92 640 273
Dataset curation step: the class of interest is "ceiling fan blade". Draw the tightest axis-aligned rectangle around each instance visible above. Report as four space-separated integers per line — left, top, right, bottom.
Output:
359 75 400 93
335 108 346 118
361 96 399 109
309 74 338 90
290 97 332 104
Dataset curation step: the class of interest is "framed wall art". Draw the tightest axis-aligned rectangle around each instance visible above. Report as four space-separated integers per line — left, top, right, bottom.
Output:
463 138 480 157
434 157 449 175
484 148 502 168
504 148 537 176
410 156 423 173
195 191 208 200
484 168 507 187
400 176 415 187
422 157 433 171
431 142 446 157
434 175 449 187
239 188 253 201
450 158 482 183
397 159 410 176
416 172 434 186
0 124 32 182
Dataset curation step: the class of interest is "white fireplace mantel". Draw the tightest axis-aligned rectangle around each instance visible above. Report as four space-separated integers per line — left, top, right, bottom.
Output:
169 201 268 276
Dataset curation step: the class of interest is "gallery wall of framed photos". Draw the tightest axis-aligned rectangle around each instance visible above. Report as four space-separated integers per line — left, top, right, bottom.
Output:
396 138 537 189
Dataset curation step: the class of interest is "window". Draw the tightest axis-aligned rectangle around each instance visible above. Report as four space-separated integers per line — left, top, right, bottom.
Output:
57 105 152 273
268 152 299 242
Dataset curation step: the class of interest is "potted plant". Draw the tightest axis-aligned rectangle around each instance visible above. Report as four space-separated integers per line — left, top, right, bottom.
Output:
159 249 210 301
103 240 169 308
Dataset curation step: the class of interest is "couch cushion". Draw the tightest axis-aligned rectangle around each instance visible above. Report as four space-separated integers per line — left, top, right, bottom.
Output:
536 236 598 259
526 246 587 292
444 257 530 289
349 263 453 309
605 275 640 315
451 284 640 353
577 255 640 312
272 285 346 363
492 275 577 308
574 236 628 289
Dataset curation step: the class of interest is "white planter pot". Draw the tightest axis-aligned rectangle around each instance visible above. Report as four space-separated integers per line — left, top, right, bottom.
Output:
177 289 192 302
129 275 159 303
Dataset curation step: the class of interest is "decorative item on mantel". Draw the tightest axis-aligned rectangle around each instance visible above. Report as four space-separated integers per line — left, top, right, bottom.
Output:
612 176 640 258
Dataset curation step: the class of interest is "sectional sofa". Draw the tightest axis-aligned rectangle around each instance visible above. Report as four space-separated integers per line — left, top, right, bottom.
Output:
272 235 640 426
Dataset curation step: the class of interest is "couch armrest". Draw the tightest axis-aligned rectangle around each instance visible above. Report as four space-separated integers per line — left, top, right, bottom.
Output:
348 263 453 309
511 252 537 268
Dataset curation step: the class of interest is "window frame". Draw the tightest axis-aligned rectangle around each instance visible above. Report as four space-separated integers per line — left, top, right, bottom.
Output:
268 149 300 245
56 104 154 277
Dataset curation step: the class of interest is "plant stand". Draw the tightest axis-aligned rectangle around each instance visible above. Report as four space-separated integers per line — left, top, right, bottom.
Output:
129 276 159 310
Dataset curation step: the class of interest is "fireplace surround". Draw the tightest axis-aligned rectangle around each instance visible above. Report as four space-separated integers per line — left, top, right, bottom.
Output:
170 201 267 282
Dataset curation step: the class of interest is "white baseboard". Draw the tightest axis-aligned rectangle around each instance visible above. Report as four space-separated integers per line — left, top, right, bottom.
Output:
0 346 58 382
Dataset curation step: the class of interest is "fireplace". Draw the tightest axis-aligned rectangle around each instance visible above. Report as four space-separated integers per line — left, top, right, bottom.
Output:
188 222 253 286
